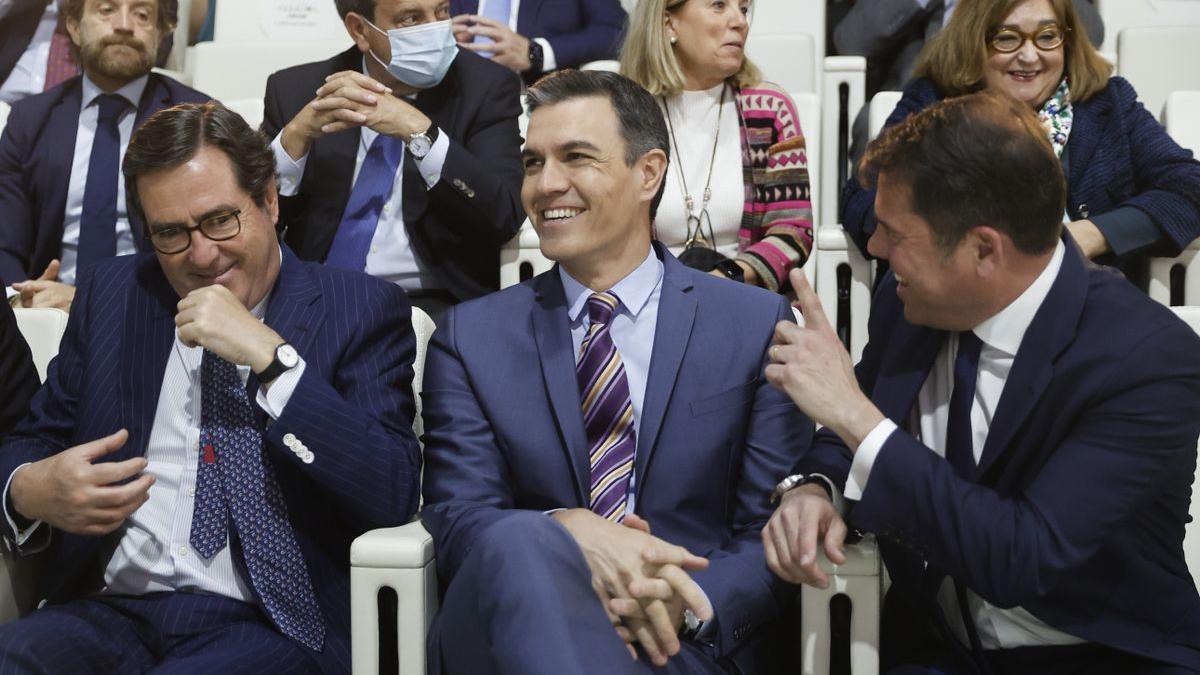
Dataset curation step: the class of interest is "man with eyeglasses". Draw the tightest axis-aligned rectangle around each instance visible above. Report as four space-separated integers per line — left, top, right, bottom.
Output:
0 101 422 674
0 0 208 312
262 0 525 319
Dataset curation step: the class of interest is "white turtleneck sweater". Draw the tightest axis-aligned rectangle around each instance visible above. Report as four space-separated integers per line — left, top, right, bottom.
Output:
656 82 745 259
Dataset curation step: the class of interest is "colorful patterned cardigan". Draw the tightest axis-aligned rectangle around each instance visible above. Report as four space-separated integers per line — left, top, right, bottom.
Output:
732 83 814 293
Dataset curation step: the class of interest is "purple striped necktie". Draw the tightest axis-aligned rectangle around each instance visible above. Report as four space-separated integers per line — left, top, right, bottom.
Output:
577 291 637 522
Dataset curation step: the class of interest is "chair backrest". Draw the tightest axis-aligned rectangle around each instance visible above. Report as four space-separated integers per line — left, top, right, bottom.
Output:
222 98 266 131
1165 90 1200 153
0 101 9 138
13 308 69 383
1097 0 1200 52
750 0 825 69
187 39 353 102
791 91 821 286
410 306 436 439
1116 26 1200 118
1171 305 1200 589
868 90 903 142
746 33 816 95
213 0 348 42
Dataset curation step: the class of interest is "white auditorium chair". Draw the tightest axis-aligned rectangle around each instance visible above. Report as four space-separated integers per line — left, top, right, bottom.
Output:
349 307 437 675
0 101 9 138
1116 26 1200 118
187 39 352 102
1097 0 1200 53
222 98 266 131
579 60 620 72
1148 91 1200 306
499 219 553 289
12 308 69 383
210 0 347 42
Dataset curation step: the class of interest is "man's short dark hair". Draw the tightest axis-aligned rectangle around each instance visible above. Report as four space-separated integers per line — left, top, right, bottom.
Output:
333 0 374 19
123 101 277 230
525 70 671 221
859 91 1065 255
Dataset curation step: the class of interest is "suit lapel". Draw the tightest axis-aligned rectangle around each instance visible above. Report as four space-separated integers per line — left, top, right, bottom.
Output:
974 243 1088 480
872 320 944 430
42 84 82 255
251 247 323 400
633 254 696 497
120 256 178 460
516 0 542 31
531 270 590 502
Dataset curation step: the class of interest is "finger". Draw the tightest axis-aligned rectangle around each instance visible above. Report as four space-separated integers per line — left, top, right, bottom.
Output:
627 577 673 601
450 14 473 26
772 319 805 348
312 88 378 108
763 526 796 583
89 454 150 486
466 15 504 29
642 541 708 571
824 517 848 566
790 269 834 336
16 280 50 293
72 429 130 462
89 473 155 508
656 564 713 621
320 121 364 135
314 81 380 103
640 599 681 658
608 597 648 620
766 513 799 581
458 41 496 53
631 618 667 666
323 70 390 93
38 259 61 281
30 293 61 309
795 509 830 588
621 513 652 534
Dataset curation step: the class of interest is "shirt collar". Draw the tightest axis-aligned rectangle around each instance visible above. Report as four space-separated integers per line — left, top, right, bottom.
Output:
971 240 1065 356
560 247 662 324
80 72 148 112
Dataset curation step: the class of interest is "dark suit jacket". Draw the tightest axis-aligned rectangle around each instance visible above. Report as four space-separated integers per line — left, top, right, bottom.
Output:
0 0 45 88
450 0 626 69
795 245 1200 671
261 47 525 302
421 245 814 673
0 281 38 438
0 247 423 674
842 76 1200 282
0 72 209 283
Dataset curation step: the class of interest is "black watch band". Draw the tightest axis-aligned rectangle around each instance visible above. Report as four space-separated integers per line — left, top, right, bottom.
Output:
713 259 745 283
257 343 299 384
527 38 545 74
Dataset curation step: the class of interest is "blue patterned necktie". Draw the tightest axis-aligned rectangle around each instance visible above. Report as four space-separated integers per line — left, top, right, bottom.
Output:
77 94 129 271
190 350 326 651
946 330 983 479
474 0 512 57
325 133 404 271
576 292 637 522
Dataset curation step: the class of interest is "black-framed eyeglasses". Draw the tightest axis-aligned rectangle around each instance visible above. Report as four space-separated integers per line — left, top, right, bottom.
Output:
988 24 1068 53
147 209 242 254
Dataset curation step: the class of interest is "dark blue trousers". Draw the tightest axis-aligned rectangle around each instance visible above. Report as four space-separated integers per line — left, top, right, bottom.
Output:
0 591 322 674
427 511 730 675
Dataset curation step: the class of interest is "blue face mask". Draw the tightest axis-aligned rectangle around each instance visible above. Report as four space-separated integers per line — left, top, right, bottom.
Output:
364 18 458 89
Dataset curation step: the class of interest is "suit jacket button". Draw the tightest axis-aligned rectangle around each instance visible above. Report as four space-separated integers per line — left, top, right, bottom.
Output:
452 178 466 189
283 433 297 445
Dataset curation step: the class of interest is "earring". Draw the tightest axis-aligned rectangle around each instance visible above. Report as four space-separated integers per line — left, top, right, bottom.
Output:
670 35 678 45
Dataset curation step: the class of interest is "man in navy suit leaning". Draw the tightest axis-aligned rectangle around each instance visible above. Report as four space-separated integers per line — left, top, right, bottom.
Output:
764 92 1200 674
0 0 208 311
421 70 813 674
0 102 421 673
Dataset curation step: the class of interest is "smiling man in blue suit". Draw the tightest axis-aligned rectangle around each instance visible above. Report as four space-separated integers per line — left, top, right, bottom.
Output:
421 70 813 675
764 92 1200 674
0 102 421 674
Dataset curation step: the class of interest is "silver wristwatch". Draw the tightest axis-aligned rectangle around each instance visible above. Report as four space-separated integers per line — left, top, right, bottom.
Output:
681 608 703 638
771 473 819 504
407 126 438 159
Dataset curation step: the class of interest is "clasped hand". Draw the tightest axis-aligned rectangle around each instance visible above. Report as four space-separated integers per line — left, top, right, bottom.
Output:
281 70 431 160
553 509 713 666
12 260 75 312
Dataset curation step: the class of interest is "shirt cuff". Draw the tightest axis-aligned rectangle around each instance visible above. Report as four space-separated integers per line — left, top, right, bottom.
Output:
255 358 307 421
270 132 308 197
4 464 47 550
843 418 897 501
414 128 450 189
535 37 557 72
693 587 718 641
6 286 17 300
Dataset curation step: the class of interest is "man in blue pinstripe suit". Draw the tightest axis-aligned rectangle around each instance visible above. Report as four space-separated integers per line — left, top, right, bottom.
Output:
0 101 422 674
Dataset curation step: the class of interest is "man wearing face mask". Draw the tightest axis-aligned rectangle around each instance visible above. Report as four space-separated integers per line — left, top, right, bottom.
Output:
262 0 525 318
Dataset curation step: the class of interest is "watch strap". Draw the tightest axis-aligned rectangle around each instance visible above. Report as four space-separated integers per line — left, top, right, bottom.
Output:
257 344 295 384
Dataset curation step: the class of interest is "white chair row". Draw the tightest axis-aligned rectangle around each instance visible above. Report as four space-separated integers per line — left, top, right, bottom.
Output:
1097 0 1200 53
1116 26 1200 118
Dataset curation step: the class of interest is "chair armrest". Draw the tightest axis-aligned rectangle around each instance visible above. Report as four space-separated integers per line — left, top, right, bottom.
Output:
799 536 882 675
350 520 434 569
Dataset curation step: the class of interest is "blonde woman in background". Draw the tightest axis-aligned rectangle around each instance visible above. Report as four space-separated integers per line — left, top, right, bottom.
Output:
621 0 813 293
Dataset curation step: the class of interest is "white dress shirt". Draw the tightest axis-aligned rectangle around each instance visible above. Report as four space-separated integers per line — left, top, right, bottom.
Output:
58 74 145 285
847 241 1083 650
475 0 558 72
0 0 55 104
270 59 450 291
5 267 308 604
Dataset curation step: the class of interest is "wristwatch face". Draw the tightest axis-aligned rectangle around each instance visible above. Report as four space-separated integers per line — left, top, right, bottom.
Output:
277 344 300 369
409 132 432 158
